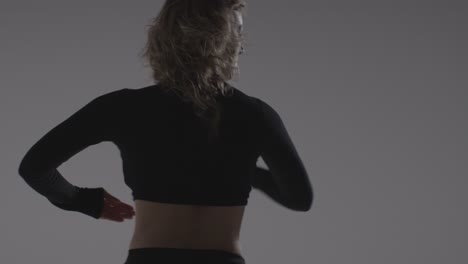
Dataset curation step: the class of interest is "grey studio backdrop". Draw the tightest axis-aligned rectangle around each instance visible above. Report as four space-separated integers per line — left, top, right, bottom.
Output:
1 0 467 263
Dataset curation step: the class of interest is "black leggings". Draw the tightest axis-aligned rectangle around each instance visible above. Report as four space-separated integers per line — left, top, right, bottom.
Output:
124 247 246 264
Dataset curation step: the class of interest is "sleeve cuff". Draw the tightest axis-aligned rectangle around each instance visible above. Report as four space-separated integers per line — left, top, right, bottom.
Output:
76 187 105 219
49 187 104 219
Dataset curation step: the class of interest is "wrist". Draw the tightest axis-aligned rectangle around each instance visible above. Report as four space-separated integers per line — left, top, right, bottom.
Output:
75 187 105 219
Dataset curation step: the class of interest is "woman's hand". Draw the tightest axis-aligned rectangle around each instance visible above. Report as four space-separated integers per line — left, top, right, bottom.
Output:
99 189 135 222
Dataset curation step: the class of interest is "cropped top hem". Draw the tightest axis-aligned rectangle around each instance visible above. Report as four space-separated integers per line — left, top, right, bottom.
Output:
132 195 248 206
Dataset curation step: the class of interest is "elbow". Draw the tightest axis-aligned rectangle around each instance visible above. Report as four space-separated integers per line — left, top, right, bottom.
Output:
18 151 31 178
302 198 313 211
296 199 313 212
18 156 37 179
304 189 314 211
18 157 26 177
291 191 313 212
300 182 314 211
18 160 30 179
289 202 311 212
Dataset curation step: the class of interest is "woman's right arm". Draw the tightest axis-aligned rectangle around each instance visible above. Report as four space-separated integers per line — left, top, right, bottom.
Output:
251 98 313 211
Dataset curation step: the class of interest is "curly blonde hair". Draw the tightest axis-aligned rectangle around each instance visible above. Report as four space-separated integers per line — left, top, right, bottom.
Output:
138 0 248 122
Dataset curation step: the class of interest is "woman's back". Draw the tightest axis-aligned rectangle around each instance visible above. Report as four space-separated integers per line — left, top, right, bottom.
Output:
17 83 312 259
130 200 245 255
121 84 257 256
115 84 260 208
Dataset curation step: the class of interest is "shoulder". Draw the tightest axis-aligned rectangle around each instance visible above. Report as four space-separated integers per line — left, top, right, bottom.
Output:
245 95 283 128
228 86 259 106
244 94 276 116
223 85 278 114
91 88 133 107
78 88 134 118
228 87 280 127
96 88 133 101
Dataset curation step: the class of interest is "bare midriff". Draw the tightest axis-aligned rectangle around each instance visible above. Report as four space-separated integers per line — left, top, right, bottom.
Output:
128 199 246 257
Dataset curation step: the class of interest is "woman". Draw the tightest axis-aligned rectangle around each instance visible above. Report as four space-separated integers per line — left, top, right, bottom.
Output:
17 0 313 263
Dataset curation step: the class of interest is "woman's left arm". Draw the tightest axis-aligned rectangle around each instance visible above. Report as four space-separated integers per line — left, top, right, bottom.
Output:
17 89 128 219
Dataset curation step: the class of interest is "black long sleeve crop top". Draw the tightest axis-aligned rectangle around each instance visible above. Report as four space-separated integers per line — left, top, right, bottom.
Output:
17 83 313 219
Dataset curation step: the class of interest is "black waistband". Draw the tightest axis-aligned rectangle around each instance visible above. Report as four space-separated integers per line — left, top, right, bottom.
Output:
126 247 245 263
